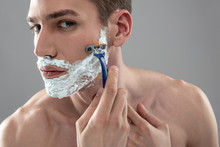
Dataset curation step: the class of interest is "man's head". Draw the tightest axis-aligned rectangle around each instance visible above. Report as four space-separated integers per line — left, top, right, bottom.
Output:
27 0 132 98
89 0 132 26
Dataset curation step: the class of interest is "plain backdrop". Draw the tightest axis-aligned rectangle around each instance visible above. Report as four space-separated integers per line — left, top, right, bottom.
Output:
0 0 219 141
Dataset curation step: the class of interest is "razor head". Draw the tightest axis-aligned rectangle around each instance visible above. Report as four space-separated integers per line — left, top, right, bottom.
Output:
85 44 107 53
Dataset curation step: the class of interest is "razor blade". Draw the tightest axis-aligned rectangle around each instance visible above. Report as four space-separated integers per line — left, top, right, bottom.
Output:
85 44 107 54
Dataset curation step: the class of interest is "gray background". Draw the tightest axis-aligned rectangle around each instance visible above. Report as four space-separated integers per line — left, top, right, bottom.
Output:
0 0 219 141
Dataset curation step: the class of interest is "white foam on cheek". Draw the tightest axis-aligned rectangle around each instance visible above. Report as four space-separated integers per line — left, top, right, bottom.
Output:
37 29 108 99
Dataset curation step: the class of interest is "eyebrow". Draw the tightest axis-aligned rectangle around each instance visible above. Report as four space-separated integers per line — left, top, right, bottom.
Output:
27 9 79 23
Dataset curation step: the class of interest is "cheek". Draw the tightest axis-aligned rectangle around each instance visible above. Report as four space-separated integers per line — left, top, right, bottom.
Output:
57 31 100 63
53 18 102 61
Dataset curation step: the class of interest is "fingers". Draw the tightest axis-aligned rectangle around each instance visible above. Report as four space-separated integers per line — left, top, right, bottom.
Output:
111 88 128 119
137 103 166 129
122 94 128 120
127 105 148 127
128 104 167 129
76 88 103 132
95 66 119 117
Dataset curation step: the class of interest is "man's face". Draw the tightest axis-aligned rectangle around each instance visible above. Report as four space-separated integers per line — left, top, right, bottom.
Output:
27 0 103 63
27 0 109 98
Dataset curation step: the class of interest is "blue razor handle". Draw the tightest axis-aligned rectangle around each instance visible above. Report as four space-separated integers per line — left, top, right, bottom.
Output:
94 52 108 88
85 44 108 88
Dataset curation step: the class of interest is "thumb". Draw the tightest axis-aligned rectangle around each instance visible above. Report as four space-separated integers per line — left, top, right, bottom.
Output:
76 88 103 132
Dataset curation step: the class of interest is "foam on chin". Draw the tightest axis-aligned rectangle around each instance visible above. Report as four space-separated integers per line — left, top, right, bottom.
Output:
37 29 108 99
37 54 102 98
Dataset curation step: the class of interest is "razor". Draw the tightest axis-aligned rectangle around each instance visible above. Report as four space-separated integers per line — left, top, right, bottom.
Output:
85 44 108 88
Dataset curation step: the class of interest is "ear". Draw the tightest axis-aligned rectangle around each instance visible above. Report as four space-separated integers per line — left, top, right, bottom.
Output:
108 10 133 47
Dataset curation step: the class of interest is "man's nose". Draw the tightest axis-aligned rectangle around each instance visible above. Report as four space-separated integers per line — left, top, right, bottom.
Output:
34 28 57 58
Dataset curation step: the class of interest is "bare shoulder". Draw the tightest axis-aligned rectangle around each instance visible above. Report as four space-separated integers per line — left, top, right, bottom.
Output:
0 89 75 147
0 90 51 146
148 72 219 147
175 81 218 147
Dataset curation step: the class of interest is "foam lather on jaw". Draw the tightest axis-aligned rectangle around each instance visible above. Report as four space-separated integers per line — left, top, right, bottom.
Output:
37 29 108 99
37 54 102 98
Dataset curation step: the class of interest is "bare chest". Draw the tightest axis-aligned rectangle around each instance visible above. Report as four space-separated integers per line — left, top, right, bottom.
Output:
146 96 190 146
169 123 188 146
50 124 188 147
49 96 189 147
47 124 77 147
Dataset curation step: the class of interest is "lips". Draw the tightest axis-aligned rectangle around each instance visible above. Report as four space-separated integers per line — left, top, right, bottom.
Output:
40 65 68 79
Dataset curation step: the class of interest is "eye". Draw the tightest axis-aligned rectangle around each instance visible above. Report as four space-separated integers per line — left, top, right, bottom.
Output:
30 24 41 33
60 21 75 28
58 20 76 32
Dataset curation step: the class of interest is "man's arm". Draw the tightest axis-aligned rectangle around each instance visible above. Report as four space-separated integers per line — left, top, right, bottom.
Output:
0 107 52 147
0 116 17 147
187 87 219 147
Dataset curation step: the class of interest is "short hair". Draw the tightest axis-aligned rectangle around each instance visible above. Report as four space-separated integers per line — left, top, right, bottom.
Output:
89 0 132 26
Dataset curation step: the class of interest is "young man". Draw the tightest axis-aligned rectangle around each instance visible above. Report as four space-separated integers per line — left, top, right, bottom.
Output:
0 0 218 146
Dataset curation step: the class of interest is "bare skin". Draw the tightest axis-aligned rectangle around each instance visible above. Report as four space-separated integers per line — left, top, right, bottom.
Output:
0 0 218 146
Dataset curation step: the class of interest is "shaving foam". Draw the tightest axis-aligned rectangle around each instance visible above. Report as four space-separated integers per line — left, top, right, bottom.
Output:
99 29 107 44
37 29 108 98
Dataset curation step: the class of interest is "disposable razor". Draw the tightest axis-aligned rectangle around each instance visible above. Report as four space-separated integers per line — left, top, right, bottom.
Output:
85 44 108 88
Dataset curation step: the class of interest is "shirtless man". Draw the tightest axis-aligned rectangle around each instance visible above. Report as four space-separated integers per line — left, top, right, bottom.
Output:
0 0 218 146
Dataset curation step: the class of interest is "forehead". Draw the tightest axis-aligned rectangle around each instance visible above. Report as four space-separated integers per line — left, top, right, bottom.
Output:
28 0 98 21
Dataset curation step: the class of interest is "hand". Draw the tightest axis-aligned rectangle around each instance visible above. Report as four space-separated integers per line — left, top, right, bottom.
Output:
76 66 130 147
127 104 171 147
